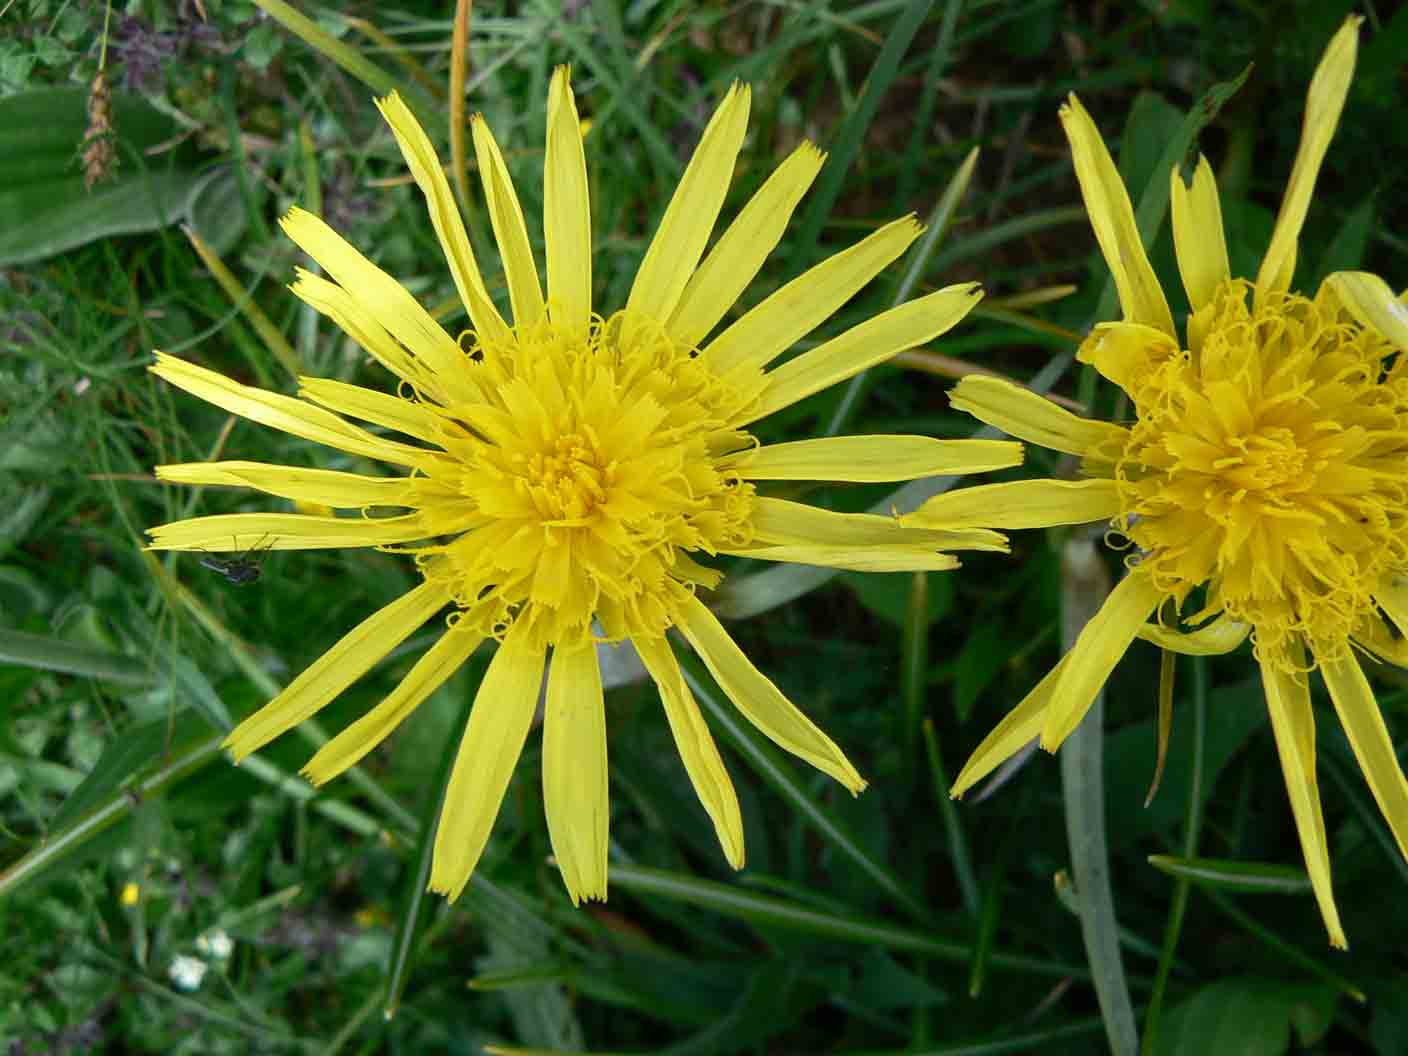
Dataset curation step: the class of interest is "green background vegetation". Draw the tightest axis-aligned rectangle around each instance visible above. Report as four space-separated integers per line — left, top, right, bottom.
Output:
2 0 1406 1052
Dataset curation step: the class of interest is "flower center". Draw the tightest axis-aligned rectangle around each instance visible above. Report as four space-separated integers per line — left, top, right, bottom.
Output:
517 432 611 523
412 311 757 649
1101 279 1408 667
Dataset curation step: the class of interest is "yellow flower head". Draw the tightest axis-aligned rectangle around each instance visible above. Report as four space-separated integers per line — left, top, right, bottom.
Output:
148 70 1017 905
908 16 1408 947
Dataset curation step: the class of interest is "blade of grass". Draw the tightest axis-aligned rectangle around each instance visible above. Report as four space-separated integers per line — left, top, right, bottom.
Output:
1059 539 1137 1056
922 718 978 918
785 0 937 274
251 0 439 127
0 627 152 687
383 678 474 1020
184 224 301 381
895 0 964 205
823 144 980 438
675 649 930 923
607 862 1084 980
1143 653 1205 1053
449 0 473 210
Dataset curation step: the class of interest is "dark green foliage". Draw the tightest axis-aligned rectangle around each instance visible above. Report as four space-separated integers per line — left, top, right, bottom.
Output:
2 0 1406 1052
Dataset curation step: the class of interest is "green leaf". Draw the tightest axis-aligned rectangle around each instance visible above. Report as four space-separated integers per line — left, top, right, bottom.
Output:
840 570 953 630
50 711 208 832
1151 978 1338 1056
1313 196 1375 287
1147 855 1312 896
0 87 219 266
0 627 153 687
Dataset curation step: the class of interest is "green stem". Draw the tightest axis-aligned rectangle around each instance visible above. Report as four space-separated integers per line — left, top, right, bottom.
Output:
1059 540 1138 1055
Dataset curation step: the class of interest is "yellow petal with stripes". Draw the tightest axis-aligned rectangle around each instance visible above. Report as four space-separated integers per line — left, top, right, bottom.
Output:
722 435 1020 482
744 284 982 425
155 461 415 509
374 93 510 345
635 635 744 868
1170 156 1230 313
544 67 592 342
750 496 1007 553
431 620 546 901
667 141 824 348
1040 571 1164 750
223 579 451 759
1256 16 1360 300
949 374 1129 457
704 216 923 376
676 593 864 793
302 624 482 786
908 479 1121 531
1260 647 1346 949
625 83 750 345
1321 654 1408 866
150 352 427 467
147 512 430 551
1059 94 1174 335
543 642 608 904
472 113 545 328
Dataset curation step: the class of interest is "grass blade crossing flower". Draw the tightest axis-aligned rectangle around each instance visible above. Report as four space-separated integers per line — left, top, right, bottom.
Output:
906 16 1407 948
148 69 1015 905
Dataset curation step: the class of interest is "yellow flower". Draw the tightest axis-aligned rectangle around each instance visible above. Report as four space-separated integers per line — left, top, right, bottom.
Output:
148 69 1017 905
907 16 1408 948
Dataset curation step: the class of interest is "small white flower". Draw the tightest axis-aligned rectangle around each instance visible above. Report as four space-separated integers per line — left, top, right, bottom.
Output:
195 928 234 960
168 954 208 991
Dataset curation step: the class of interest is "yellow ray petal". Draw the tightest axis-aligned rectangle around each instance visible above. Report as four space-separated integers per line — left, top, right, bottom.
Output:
704 216 924 376
150 353 428 467
667 141 825 349
1322 271 1408 352
951 656 1070 798
1353 611 1408 667
1040 570 1164 750
147 512 430 551
280 206 484 380
289 269 454 400
1321 654 1408 865
1255 16 1361 300
1137 618 1250 656
721 435 1021 482
544 66 592 343
750 496 1008 552
723 544 960 573
543 642 608 904
471 114 545 328
1260 648 1347 949
431 619 547 901
744 283 982 425
156 461 416 509
949 374 1129 457
907 479 1121 531
1074 321 1181 397
624 83 751 346
298 377 444 445
373 94 511 345
223 579 451 759
676 593 865 793
1059 93 1174 335
302 624 482 786
634 635 744 868
1170 155 1230 313
1375 579 1408 640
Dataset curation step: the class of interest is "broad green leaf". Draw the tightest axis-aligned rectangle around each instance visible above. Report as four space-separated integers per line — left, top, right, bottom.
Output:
1152 977 1338 1056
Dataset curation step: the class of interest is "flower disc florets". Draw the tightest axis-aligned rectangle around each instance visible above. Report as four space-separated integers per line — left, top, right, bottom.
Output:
417 310 759 651
1099 278 1407 669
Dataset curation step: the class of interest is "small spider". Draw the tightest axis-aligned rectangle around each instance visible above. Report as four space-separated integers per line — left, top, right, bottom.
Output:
199 535 274 586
